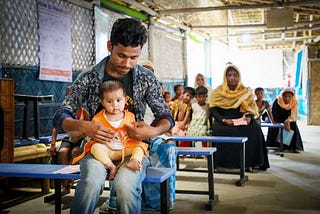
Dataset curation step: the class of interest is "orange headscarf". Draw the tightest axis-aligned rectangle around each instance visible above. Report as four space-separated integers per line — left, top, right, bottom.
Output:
209 64 259 118
277 88 298 122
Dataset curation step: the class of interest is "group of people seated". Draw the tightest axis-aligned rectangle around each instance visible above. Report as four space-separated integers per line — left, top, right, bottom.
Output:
168 63 304 172
50 17 304 214
254 86 303 153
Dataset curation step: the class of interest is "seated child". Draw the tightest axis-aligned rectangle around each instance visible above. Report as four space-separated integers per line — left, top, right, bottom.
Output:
163 91 173 108
50 87 89 190
170 87 196 146
72 80 148 180
186 86 209 147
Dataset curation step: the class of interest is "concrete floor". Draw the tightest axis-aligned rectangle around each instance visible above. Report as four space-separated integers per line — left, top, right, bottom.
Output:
2 122 320 214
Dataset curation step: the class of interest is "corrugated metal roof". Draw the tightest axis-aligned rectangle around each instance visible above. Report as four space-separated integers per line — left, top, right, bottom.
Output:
114 0 320 50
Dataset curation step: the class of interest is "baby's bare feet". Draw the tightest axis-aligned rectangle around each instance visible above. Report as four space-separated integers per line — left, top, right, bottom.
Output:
126 159 141 171
105 162 117 180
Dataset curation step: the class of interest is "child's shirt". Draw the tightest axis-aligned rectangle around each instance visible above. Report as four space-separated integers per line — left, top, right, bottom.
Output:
256 100 271 116
72 109 149 164
186 102 209 136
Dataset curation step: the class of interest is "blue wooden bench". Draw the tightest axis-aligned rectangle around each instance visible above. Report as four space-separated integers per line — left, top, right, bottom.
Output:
172 136 249 186
261 123 284 156
176 147 218 210
0 163 175 214
39 133 68 143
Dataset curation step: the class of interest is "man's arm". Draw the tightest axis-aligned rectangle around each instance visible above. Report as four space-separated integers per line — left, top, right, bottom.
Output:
53 107 116 144
61 117 115 144
125 118 171 141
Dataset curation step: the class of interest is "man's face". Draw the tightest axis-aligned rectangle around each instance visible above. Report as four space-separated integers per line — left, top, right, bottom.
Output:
107 42 141 77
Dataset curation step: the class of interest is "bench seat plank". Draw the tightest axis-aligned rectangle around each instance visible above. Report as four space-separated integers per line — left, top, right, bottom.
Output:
0 163 174 214
177 147 217 156
172 136 248 143
0 163 80 180
143 167 175 183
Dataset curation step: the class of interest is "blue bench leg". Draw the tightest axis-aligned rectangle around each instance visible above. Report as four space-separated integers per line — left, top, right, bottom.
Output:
206 154 218 210
54 179 62 214
160 179 170 214
236 143 248 186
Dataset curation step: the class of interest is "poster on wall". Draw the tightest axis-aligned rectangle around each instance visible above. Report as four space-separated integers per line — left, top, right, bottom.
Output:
38 0 72 82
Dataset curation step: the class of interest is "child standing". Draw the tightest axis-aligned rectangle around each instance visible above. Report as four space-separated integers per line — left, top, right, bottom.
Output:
170 87 196 147
186 86 210 147
72 80 149 180
255 87 274 123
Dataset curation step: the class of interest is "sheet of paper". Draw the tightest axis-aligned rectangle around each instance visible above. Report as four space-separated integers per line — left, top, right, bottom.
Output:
158 134 173 141
54 165 80 174
232 118 248 126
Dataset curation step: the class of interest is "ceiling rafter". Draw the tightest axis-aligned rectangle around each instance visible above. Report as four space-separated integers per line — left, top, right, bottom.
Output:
112 0 320 50
159 0 320 14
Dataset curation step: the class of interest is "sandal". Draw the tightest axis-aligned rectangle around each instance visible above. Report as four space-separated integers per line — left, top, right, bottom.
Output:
99 199 118 214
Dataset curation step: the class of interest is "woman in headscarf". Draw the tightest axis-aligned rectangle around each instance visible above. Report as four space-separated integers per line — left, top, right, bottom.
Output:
194 73 213 104
266 88 303 153
209 64 269 171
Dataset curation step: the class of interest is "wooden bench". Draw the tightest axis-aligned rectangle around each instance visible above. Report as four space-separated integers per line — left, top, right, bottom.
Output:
172 136 249 186
261 123 284 157
176 147 218 210
0 163 175 214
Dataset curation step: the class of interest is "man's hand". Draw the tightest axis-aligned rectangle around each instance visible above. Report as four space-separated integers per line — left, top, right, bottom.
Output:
82 121 116 144
125 121 157 141
62 118 115 145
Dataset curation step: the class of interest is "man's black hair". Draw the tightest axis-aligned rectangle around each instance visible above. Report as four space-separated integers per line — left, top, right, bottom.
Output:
195 86 208 95
111 18 147 48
